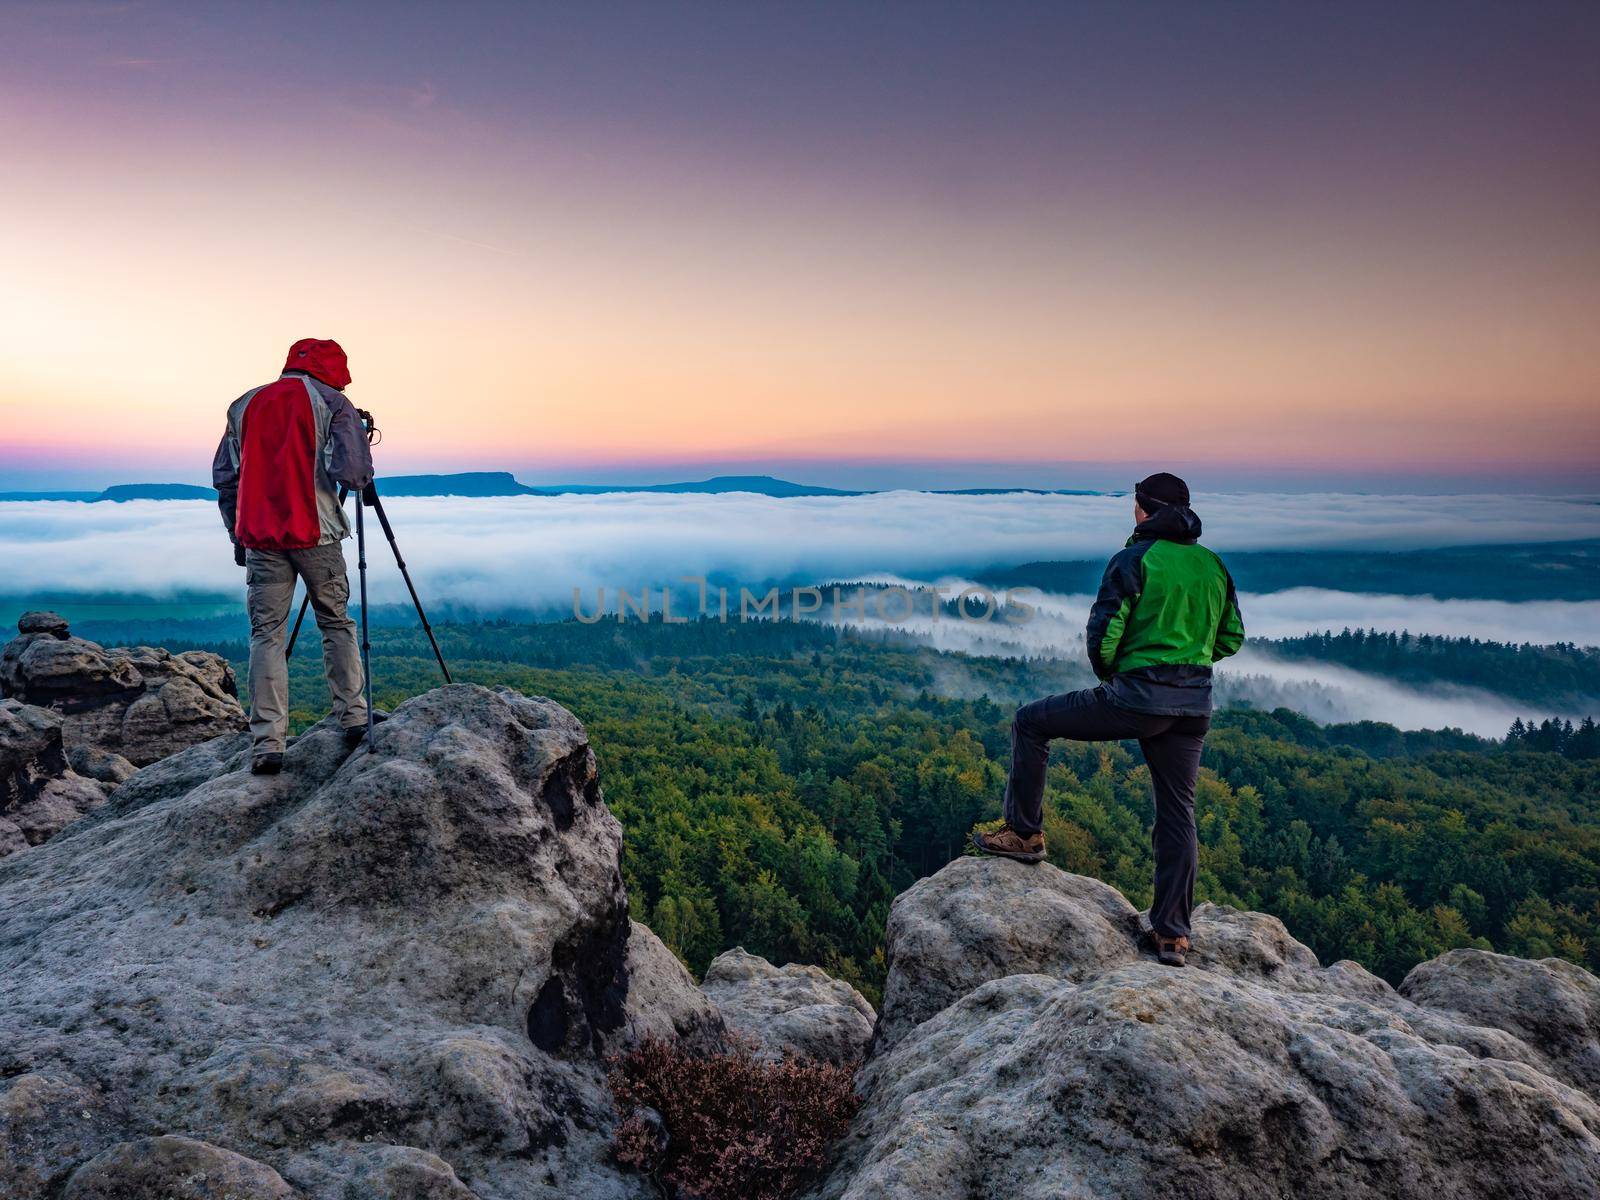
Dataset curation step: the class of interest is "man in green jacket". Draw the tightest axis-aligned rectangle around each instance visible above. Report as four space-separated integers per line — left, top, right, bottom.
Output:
974 472 1244 966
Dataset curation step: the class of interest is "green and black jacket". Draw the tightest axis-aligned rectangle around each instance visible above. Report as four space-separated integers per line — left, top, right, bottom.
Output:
1085 504 1244 715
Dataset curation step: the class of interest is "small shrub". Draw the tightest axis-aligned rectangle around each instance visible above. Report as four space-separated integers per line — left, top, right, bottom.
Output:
966 816 1007 855
608 1034 860 1200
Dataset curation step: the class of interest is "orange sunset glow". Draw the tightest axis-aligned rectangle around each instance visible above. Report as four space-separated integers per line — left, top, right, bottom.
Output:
2 3 1597 490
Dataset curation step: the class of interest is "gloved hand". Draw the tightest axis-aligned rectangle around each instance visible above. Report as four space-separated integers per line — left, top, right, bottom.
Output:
361 482 379 507
234 542 247 567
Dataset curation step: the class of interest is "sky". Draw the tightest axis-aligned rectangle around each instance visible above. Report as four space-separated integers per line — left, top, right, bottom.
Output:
2 2 1598 491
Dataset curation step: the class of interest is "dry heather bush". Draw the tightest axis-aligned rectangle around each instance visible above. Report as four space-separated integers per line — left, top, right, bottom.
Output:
608 1033 860 1200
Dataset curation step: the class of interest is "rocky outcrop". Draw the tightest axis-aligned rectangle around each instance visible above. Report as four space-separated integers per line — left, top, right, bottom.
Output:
810 856 1600 1200
0 611 246 766
702 948 875 1066
9 677 1599 1199
0 698 122 858
0 684 716 1200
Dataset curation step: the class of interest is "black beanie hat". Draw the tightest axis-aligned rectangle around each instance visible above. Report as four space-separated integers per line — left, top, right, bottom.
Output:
1135 472 1190 513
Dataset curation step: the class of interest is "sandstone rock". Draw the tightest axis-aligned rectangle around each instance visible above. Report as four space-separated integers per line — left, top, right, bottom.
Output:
1 698 116 858
810 857 1600 1200
873 855 1141 1051
0 685 710 1199
1400 947 1600 1097
621 919 727 1046
66 742 138 785
702 947 875 1065
1 613 246 766
0 1074 124 1197
63 1134 293 1199
284 1143 480 1199
18 610 70 637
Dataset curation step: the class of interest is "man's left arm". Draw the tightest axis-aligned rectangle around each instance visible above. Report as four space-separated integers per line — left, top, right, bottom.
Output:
212 413 243 563
1213 567 1245 662
212 429 239 533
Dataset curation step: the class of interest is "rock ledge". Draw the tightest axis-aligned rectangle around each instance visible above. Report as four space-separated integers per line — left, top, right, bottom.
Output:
808 856 1600 1200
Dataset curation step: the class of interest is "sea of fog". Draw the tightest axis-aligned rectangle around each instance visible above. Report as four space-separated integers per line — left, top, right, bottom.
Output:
2 490 1595 736
2 489 1597 606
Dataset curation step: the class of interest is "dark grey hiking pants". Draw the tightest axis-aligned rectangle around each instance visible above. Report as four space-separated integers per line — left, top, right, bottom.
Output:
1002 686 1209 939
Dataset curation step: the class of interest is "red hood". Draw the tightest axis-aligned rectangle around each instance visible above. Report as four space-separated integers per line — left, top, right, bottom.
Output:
283 338 351 390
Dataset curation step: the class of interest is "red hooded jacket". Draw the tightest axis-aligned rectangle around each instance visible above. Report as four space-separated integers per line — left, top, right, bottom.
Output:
212 340 373 550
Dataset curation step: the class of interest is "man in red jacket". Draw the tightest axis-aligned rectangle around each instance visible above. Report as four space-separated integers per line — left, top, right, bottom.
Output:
212 339 376 774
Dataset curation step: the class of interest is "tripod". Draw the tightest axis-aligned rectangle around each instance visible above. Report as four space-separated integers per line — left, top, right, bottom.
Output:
285 414 451 752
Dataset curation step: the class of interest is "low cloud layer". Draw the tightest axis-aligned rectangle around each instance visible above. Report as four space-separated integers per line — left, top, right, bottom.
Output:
812 584 1589 736
1219 649 1554 738
1 490 1595 612
1 491 1591 735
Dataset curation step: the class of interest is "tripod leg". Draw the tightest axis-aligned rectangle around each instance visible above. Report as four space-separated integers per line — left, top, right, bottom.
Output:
367 491 452 684
355 499 375 753
285 589 311 660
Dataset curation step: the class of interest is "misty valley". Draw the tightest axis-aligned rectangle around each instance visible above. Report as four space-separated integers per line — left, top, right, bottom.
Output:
9 589 1592 1005
4 495 1597 1003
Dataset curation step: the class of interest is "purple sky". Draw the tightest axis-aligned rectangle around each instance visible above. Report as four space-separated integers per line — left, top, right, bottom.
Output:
2 1 1597 491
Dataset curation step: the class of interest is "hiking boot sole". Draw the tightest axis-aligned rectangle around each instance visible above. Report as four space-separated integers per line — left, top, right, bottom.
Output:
971 830 1045 863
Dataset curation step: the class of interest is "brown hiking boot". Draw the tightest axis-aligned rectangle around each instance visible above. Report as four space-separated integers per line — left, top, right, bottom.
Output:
1151 933 1191 967
971 825 1046 863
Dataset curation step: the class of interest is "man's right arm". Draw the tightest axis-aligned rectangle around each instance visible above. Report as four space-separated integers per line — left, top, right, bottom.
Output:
1085 548 1142 680
211 420 240 538
325 394 374 492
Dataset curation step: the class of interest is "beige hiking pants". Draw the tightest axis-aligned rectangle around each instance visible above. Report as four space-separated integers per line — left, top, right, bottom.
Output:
245 542 367 753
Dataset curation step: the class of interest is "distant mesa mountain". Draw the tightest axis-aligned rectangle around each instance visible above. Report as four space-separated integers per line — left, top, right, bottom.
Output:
377 471 542 497
94 483 218 502
373 472 857 497
0 484 218 502
2 472 1111 502
554 474 862 497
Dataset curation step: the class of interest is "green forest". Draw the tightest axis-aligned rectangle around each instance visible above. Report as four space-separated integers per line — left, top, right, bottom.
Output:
175 616 1600 1003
